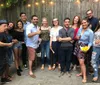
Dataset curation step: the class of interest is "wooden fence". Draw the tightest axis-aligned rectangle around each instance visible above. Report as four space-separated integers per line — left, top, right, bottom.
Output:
0 0 100 25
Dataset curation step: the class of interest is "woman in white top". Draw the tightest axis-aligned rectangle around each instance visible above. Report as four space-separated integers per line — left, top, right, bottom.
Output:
50 18 62 70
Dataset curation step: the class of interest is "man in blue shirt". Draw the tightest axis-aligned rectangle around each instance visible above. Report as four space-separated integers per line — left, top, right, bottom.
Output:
26 15 40 78
20 12 30 69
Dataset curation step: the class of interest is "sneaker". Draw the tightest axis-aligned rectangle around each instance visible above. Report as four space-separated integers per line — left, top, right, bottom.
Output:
1 78 11 83
66 72 71 77
24 64 28 69
17 69 21 76
59 72 64 77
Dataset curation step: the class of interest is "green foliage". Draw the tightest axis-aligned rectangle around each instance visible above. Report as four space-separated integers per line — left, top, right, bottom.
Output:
1 0 26 8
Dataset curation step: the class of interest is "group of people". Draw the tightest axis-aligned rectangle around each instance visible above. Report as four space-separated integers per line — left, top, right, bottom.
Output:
0 9 100 83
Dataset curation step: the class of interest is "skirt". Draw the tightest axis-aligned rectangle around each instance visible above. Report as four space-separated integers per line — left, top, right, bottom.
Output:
73 42 87 59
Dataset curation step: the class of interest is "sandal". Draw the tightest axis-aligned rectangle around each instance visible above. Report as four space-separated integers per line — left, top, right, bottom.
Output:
92 77 98 82
29 74 36 78
52 64 56 70
41 65 44 70
48 65 52 71
76 73 82 77
82 79 87 83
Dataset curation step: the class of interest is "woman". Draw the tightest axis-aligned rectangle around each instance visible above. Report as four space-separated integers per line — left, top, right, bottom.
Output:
71 16 81 70
40 18 52 70
50 18 62 70
74 18 94 83
91 20 100 82
13 20 24 76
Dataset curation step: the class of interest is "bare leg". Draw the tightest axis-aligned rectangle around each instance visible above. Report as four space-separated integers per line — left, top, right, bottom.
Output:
13 48 19 69
79 59 87 83
18 49 22 66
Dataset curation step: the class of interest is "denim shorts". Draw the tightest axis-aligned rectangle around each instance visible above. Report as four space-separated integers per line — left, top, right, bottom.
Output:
13 42 22 49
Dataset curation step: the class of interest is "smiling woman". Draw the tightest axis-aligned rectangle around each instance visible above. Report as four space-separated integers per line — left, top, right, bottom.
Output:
74 18 94 83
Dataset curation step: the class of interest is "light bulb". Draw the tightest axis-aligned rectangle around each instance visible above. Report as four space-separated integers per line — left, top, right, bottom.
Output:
27 4 31 7
42 0 45 4
50 1 54 5
35 2 39 6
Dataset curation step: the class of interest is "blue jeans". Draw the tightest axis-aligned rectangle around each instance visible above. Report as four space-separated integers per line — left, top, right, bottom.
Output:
91 47 100 77
41 41 50 65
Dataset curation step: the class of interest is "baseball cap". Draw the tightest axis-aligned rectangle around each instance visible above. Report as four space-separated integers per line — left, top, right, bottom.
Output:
0 20 7 25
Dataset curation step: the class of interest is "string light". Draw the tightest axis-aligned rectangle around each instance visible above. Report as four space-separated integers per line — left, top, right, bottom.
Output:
42 0 45 4
94 0 99 2
76 0 80 4
27 4 31 8
49 1 54 5
1 4 4 7
6 3 9 5
35 2 39 6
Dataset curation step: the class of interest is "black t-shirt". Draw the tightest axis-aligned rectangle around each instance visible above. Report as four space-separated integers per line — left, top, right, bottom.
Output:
0 32 8 57
8 28 14 37
88 17 99 32
12 30 24 42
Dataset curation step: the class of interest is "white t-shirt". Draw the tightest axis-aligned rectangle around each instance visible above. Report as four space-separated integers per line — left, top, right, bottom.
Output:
26 23 39 49
50 26 63 41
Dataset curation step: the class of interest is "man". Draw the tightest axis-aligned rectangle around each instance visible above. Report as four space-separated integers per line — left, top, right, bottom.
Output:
58 18 74 77
20 12 30 69
0 20 13 83
86 9 99 73
86 9 99 32
26 15 40 78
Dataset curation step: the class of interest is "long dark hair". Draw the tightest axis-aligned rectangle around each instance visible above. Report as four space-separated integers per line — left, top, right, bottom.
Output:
16 20 23 29
72 15 81 28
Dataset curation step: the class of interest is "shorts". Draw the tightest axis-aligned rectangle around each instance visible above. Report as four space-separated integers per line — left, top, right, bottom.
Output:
27 47 36 61
13 42 22 49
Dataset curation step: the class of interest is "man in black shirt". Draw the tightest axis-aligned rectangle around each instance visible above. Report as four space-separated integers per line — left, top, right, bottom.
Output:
86 9 99 74
0 20 13 83
86 9 99 31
